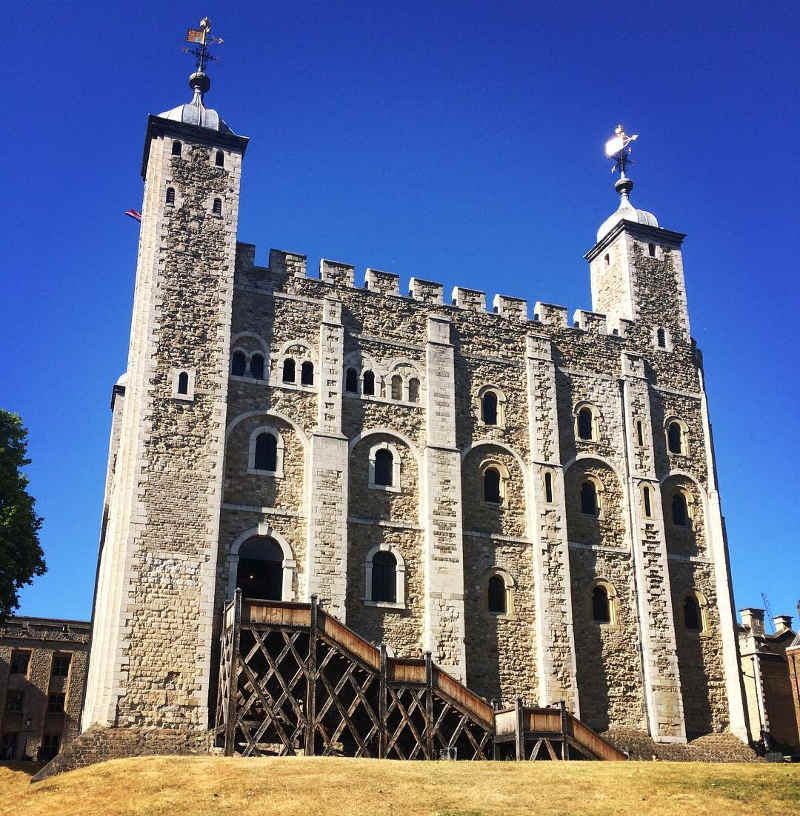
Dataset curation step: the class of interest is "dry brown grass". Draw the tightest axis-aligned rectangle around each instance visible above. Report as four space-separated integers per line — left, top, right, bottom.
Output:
1 755 798 816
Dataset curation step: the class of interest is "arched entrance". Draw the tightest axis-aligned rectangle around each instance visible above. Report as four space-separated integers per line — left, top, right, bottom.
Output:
236 536 284 600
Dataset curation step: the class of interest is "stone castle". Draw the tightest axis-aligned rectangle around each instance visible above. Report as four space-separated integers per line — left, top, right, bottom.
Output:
80 46 750 746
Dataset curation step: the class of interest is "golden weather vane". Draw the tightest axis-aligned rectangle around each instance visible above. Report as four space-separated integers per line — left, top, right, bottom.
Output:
604 124 639 177
183 16 224 74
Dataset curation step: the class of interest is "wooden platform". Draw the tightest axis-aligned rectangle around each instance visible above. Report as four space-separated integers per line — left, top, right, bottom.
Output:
214 592 626 761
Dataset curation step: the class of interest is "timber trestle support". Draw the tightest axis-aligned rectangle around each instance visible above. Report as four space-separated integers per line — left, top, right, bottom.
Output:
214 592 626 762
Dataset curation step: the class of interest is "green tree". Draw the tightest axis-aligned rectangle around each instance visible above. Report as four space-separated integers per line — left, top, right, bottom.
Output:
0 411 45 623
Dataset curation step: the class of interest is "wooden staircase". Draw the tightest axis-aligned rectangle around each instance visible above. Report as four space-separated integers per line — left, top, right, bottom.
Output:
214 591 625 761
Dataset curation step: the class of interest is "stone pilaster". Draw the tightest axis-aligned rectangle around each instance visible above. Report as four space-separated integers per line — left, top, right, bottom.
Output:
697 369 750 742
422 315 466 679
305 298 349 619
621 351 685 741
525 333 579 712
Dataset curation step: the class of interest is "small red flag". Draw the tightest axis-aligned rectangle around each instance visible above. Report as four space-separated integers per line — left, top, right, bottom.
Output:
186 28 205 44
124 209 141 222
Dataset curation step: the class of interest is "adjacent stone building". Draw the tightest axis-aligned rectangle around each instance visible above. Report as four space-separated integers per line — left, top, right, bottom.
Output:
81 53 750 746
738 608 800 752
0 617 90 760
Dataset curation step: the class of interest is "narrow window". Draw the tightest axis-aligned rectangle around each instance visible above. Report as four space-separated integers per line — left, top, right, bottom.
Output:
636 420 644 447
10 650 30 675
604 253 610 266
667 421 682 454
391 375 403 401
648 243 656 257
672 491 689 526
345 367 358 393
231 351 246 376
643 486 652 518
581 481 598 516
577 407 593 441
301 361 314 386
374 449 393 486
254 432 278 472
408 378 420 403
47 693 65 714
215 150 224 167
177 371 189 395
282 358 296 383
484 467 502 503
592 585 611 623
685 595 702 632
51 653 71 677
544 471 553 503
171 140 182 156
372 551 397 603
657 327 666 348
481 391 498 425
488 575 507 614
363 370 375 396
165 186 175 205
212 197 222 216
250 354 265 380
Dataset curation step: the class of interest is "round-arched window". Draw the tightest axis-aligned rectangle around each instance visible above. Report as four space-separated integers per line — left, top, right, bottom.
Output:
488 575 506 614
372 551 396 603
236 537 283 600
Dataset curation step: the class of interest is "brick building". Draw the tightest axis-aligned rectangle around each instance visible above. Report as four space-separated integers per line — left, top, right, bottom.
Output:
0 617 90 761
738 608 800 752
80 46 749 747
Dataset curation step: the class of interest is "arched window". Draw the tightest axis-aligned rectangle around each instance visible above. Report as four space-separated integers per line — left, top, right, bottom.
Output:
254 432 278 472
236 537 283 600
345 367 358 393
481 391 498 425
371 551 397 603
172 140 182 156
581 481 598 516
648 243 656 258
301 361 314 386
657 327 666 348
177 371 189 395
215 150 224 167
544 471 553 503
363 370 375 396
684 594 702 632
577 407 594 441
488 575 506 614
282 358 296 383
231 351 246 376
604 253 610 266
165 186 175 205
667 421 682 454
212 197 222 216
484 467 502 503
391 375 403 401
592 585 611 623
374 449 393 486
672 491 689 526
408 378 420 403
643 485 652 518
250 353 264 380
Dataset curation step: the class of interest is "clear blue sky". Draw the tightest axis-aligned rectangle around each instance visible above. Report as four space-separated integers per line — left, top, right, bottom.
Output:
3 2 798 627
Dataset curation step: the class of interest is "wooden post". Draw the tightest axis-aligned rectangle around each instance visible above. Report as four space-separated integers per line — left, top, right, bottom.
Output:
425 651 434 760
560 700 569 760
514 695 524 761
491 699 498 760
224 589 242 756
306 594 319 756
379 643 387 759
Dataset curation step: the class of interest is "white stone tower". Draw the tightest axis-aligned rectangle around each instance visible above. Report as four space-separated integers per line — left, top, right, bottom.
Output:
82 35 248 729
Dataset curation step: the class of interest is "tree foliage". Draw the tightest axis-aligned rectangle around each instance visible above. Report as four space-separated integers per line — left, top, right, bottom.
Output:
0 411 45 623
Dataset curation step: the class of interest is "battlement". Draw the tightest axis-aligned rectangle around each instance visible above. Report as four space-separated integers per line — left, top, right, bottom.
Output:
235 243 637 340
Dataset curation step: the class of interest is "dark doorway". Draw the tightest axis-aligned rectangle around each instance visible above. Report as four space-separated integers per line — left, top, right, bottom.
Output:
236 537 283 600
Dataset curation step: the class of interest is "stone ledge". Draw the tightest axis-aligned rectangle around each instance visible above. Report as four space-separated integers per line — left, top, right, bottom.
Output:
602 727 760 762
31 725 214 782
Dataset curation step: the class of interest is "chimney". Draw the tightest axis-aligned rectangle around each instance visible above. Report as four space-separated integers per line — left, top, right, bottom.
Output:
741 608 765 636
773 615 792 634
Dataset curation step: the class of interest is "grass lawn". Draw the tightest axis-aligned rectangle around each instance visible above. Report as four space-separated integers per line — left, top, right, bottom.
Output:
1 756 798 816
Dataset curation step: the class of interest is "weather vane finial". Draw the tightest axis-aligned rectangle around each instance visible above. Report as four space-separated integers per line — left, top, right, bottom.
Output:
184 16 224 77
605 124 638 178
